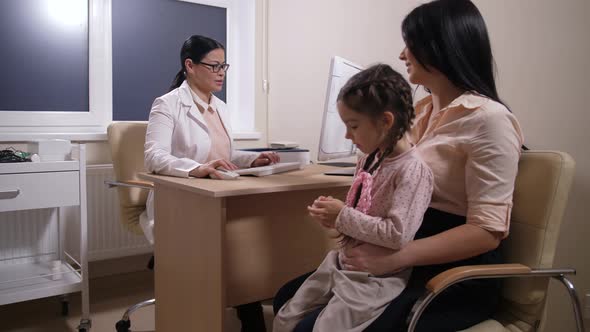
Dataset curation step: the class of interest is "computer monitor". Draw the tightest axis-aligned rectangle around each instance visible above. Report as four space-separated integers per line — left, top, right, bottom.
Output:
317 56 363 167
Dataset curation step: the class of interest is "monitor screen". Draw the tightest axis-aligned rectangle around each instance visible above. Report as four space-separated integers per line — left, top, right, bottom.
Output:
318 56 363 162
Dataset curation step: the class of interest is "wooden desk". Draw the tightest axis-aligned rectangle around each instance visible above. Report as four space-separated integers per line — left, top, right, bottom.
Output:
140 164 352 331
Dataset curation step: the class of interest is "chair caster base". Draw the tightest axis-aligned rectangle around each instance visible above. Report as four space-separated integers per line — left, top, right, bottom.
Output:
77 318 92 332
116 319 131 332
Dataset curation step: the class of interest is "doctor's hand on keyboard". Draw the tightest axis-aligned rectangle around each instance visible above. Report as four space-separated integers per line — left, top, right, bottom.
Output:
250 152 280 167
211 168 240 180
188 159 238 179
234 162 303 176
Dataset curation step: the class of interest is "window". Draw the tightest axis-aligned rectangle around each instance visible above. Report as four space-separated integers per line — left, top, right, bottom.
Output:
112 0 226 121
0 0 89 113
0 0 257 138
0 0 110 132
180 0 257 134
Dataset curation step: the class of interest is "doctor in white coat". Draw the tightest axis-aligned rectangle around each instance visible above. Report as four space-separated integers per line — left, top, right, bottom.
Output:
141 35 276 332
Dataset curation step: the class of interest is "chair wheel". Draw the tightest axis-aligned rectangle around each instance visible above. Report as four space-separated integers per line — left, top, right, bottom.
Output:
116 319 131 332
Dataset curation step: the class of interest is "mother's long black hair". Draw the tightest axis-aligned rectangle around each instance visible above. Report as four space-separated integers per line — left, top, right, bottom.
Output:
402 0 505 108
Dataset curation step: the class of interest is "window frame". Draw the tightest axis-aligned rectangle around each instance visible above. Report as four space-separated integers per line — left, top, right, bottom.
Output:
0 0 259 140
180 0 257 137
0 0 111 134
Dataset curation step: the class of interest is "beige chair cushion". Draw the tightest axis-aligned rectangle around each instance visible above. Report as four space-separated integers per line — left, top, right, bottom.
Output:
460 319 511 332
456 151 574 332
462 318 533 332
107 122 149 234
498 151 574 327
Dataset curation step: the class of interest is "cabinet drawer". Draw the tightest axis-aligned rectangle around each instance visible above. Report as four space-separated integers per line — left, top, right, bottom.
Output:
0 172 79 212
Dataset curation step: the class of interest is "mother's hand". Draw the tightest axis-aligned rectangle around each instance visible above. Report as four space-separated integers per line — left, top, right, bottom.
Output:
340 243 409 276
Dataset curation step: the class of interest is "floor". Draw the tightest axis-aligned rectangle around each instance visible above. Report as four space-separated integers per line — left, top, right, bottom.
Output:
0 270 275 332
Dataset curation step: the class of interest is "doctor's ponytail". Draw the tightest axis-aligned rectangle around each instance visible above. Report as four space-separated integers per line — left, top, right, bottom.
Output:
170 69 187 91
168 35 226 92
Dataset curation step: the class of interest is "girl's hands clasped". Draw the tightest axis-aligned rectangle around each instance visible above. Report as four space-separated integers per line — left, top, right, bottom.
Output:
189 159 238 178
307 196 345 229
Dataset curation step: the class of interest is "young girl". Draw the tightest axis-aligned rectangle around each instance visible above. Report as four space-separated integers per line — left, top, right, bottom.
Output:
273 64 433 332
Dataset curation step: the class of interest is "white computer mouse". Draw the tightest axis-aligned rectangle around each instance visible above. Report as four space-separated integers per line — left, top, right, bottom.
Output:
210 168 240 180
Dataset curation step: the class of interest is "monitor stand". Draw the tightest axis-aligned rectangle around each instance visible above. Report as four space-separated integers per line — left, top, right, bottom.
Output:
323 168 355 176
318 161 356 167
319 161 356 176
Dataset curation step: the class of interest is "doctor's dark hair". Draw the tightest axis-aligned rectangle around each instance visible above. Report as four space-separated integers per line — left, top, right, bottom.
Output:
169 35 225 91
402 0 505 108
337 63 414 170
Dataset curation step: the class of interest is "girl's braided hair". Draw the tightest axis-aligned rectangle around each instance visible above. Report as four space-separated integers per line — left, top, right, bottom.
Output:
337 64 415 165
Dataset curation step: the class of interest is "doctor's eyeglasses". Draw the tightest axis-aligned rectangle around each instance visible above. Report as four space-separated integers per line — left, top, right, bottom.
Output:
199 61 230 73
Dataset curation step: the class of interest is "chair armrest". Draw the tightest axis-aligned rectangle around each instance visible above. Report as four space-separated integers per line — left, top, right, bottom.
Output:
426 263 531 294
408 264 582 332
105 180 154 190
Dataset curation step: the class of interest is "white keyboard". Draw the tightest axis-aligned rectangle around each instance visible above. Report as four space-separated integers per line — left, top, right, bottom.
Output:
234 162 303 177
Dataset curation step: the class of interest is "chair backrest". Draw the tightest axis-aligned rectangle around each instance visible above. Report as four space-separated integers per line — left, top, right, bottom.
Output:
107 122 149 235
496 150 575 331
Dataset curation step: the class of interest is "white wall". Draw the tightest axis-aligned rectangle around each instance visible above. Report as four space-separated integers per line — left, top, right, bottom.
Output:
267 0 421 159
266 0 590 330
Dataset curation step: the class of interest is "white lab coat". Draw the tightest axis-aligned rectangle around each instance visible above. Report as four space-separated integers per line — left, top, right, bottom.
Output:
140 80 259 244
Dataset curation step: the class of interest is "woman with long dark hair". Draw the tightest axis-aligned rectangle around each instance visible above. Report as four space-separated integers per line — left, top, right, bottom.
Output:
273 1 524 331
144 35 276 332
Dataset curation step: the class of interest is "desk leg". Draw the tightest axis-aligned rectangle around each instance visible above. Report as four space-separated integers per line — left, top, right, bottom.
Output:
154 184 225 332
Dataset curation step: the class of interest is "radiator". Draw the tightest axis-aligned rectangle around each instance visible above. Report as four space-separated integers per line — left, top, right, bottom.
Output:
65 164 152 261
0 164 152 265
0 209 58 265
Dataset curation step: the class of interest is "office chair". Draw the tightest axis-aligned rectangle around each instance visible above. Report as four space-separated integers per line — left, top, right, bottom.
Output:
106 122 155 332
407 150 584 332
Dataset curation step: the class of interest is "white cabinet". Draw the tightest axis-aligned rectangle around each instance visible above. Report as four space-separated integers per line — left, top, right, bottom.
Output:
0 144 90 331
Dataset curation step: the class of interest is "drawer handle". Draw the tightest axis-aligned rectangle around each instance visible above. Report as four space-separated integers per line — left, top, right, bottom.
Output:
0 188 20 199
